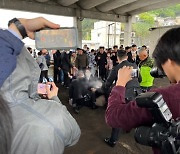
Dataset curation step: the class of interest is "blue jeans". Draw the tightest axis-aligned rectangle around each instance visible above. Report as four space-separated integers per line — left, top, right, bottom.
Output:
59 69 64 83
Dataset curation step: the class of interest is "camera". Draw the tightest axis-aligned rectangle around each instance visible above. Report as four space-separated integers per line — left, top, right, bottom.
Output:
150 67 166 78
131 69 138 78
134 92 180 154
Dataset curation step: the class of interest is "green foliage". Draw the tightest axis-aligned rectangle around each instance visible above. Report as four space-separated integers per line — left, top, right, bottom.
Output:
150 4 180 17
133 12 155 39
139 12 155 25
82 18 98 40
133 4 180 40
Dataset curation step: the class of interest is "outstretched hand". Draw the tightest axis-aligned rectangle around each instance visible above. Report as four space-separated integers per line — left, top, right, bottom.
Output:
9 17 60 39
19 17 60 39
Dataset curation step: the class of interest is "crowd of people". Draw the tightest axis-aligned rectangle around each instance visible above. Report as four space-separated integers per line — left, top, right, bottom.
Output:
0 16 180 154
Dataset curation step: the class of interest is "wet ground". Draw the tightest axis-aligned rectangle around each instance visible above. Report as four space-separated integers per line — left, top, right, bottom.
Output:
57 77 170 154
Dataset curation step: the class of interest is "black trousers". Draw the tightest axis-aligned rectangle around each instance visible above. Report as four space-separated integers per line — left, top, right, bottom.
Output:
99 66 106 80
53 68 59 83
63 70 70 87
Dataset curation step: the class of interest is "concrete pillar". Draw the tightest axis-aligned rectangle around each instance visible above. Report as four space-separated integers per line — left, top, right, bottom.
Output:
124 16 132 47
73 16 83 48
114 22 116 45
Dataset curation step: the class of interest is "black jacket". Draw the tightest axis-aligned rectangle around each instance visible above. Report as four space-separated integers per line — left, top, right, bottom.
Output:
61 52 72 71
102 60 141 100
95 52 107 68
69 78 89 100
53 51 61 69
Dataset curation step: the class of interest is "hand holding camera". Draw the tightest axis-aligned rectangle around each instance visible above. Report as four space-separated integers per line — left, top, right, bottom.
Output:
37 82 58 99
116 66 133 87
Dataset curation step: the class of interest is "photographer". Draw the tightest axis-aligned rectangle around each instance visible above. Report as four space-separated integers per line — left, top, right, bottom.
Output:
0 17 80 154
105 27 180 154
102 50 141 147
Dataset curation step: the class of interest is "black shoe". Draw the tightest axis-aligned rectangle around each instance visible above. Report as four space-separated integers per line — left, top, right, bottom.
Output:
104 138 116 147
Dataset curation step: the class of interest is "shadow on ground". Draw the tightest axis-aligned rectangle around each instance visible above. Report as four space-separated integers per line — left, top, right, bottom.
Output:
57 77 170 154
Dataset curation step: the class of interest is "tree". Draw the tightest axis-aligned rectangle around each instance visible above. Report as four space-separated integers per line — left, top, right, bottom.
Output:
133 4 180 45
82 18 98 40
133 12 155 45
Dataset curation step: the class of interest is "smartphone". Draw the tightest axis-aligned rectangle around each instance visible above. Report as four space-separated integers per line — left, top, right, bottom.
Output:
37 83 51 95
35 27 78 50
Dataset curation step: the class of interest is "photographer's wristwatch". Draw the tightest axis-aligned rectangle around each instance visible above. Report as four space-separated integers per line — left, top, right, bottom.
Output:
8 18 27 39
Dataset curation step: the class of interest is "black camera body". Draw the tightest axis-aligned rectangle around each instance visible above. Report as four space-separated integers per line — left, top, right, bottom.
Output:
135 92 180 154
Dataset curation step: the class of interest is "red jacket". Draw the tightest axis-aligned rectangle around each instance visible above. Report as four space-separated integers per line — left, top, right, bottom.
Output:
106 83 180 154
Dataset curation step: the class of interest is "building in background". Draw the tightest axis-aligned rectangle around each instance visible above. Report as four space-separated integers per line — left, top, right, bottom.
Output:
82 21 136 49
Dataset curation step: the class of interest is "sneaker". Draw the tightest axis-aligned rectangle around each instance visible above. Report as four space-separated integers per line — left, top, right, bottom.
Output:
104 137 116 147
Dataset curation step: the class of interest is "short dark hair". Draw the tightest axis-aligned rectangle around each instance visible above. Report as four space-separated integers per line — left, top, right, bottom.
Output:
113 45 118 49
125 46 130 50
152 27 180 70
117 50 127 60
0 95 13 154
91 49 95 52
132 44 137 48
99 46 104 49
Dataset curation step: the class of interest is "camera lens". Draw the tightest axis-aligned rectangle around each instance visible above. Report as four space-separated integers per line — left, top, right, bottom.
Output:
134 126 151 146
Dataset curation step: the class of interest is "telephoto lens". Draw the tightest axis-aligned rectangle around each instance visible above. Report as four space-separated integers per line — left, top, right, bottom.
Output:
134 126 151 146
150 67 166 78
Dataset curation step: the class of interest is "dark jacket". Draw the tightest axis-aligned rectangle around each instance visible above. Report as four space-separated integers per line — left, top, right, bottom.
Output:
95 52 107 68
110 52 118 66
102 60 141 100
61 52 72 71
53 51 61 69
75 53 88 69
69 78 89 100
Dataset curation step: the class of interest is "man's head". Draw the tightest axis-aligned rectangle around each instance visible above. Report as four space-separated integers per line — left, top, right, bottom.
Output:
131 44 137 51
113 45 118 52
117 50 128 62
153 27 180 83
41 49 48 55
125 46 131 53
77 70 85 78
138 47 148 61
99 46 104 54
0 96 13 154
77 48 83 55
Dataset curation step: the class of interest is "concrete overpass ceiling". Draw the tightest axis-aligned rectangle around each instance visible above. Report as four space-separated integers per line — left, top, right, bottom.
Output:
0 0 180 22
128 0 180 15
77 0 109 10
114 0 167 15
96 0 137 12
57 0 79 6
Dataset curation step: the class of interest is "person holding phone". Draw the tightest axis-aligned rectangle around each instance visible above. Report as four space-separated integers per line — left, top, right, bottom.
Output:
0 17 80 154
